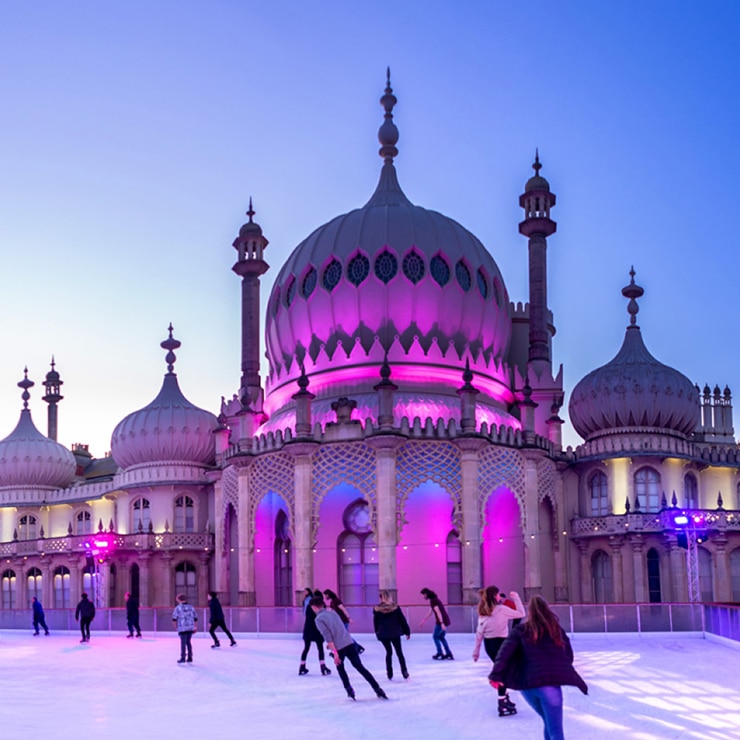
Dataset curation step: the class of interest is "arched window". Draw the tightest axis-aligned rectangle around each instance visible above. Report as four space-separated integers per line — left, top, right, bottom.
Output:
647 548 661 603
446 531 463 604
402 250 425 284
698 548 713 602
76 510 92 535
82 563 97 596
18 514 37 541
430 254 450 287
274 510 293 606
27 567 42 602
684 474 698 509
130 563 140 600
284 276 296 306
347 253 370 286
634 468 661 512
455 260 471 291
374 250 398 284
476 268 489 299
133 498 151 533
338 500 378 605
54 566 70 608
1 570 16 609
174 562 197 605
730 548 740 602
174 496 194 533
322 258 342 292
589 472 609 516
592 550 613 603
108 563 117 607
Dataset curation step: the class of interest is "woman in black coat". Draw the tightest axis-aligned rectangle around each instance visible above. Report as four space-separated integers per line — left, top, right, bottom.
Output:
299 590 331 676
489 595 587 739
373 590 411 680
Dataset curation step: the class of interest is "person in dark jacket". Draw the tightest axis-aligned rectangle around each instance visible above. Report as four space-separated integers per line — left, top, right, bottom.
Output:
31 597 49 635
299 590 331 676
208 591 236 648
489 595 588 740
419 587 453 659
373 590 410 680
125 592 142 638
75 592 96 643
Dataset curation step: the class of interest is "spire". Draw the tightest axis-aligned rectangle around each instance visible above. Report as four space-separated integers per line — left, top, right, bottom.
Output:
533 148 541 176
622 266 644 328
160 323 181 375
18 367 33 409
378 67 399 163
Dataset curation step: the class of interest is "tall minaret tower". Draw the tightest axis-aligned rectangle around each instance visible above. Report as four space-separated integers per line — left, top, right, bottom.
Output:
519 151 557 369
41 357 63 441
232 198 269 412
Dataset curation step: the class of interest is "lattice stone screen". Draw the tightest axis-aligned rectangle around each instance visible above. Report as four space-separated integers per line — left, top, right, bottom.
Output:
478 446 526 528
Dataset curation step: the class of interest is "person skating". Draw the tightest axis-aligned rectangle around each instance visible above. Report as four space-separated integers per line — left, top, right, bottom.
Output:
172 593 198 664
311 596 387 701
419 587 453 659
75 592 95 643
31 597 49 635
490 595 588 739
299 590 331 676
373 590 410 680
125 592 142 638
208 591 236 648
472 586 525 716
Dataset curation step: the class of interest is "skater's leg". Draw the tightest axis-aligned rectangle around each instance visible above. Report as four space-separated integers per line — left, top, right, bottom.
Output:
521 687 563 740
342 645 382 694
185 631 193 661
334 654 352 691
300 638 312 662
432 624 444 656
391 636 408 676
221 622 236 644
315 639 325 662
179 632 188 661
209 623 220 645
381 638 393 677
437 626 452 657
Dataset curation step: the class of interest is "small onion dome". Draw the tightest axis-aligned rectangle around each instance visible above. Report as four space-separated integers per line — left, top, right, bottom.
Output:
110 326 218 469
524 150 550 192
238 197 264 238
568 271 699 441
0 370 76 488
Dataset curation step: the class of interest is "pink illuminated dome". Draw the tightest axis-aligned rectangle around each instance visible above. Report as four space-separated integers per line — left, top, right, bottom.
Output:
111 326 218 469
569 270 699 441
0 370 76 489
263 74 516 430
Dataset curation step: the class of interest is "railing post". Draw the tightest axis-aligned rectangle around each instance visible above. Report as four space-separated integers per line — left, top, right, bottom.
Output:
668 603 673 632
256 606 260 635
569 603 574 634
603 604 607 634
636 603 641 635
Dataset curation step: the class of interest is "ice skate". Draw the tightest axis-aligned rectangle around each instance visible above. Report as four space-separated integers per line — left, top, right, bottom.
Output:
346 687 356 701
298 664 309 675
498 696 517 716
376 689 388 700
320 664 331 675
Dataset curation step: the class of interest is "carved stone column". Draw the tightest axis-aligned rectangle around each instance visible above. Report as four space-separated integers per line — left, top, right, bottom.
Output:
608 536 624 602
138 552 151 606
198 551 211 607
713 534 730 601
521 451 543 601
70 558 81 607
663 533 688 602
576 539 592 602
236 464 256 606
212 476 229 598
160 552 173 607
285 442 319 605
14 557 27 609
551 471 569 602
629 534 645 603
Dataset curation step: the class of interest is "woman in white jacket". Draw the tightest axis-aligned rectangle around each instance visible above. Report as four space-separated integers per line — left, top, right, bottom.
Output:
472 586 525 717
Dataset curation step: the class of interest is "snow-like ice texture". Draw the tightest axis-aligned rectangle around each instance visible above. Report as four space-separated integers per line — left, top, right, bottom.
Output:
1 630 738 740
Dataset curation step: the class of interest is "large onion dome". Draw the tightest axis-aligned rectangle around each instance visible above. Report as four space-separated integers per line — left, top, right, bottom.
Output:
263 73 514 427
569 270 699 441
111 326 218 469
0 370 76 489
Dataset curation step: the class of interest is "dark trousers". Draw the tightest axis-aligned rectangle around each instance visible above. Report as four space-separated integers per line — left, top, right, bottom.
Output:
127 615 141 636
380 637 407 678
336 643 381 694
33 616 49 635
179 631 194 660
79 616 93 641
484 637 507 696
209 619 235 645
300 638 325 662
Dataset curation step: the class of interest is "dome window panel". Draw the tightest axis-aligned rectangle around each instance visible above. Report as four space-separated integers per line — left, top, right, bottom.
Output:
301 267 317 299
430 255 450 287
492 277 502 307
322 258 343 292
285 277 297 307
455 260 472 292
476 268 489 299
402 250 425 284
347 253 370 286
374 249 398 284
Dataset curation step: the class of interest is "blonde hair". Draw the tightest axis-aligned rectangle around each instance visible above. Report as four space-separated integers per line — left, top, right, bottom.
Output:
379 590 394 605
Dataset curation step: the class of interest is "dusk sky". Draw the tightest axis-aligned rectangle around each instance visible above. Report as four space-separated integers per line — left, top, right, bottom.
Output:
1 2 739 456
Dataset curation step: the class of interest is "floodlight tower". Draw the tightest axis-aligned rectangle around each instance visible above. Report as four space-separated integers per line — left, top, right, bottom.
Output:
673 512 700 602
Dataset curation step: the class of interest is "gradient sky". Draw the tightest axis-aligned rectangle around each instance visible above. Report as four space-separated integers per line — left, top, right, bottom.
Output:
1 1 739 456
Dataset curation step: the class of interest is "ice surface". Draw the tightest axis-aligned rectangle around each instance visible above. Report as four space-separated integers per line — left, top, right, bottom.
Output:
1 629 738 740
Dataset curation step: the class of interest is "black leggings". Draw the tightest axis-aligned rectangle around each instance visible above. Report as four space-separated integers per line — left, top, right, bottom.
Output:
484 637 507 697
336 644 381 693
300 638 325 662
380 637 408 677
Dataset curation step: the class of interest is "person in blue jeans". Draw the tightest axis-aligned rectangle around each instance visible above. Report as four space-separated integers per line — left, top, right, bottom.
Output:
419 587 453 660
489 595 588 739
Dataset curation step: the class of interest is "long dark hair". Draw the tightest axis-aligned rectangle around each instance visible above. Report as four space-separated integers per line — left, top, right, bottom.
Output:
420 588 437 600
477 585 499 617
523 595 564 647
323 588 339 603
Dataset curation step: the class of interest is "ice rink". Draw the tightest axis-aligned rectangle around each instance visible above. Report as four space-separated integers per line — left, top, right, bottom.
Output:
1 629 738 739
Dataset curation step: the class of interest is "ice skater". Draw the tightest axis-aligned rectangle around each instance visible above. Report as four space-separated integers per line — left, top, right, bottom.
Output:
490 595 588 739
31 597 49 635
472 586 525 716
324 588 364 653
419 587 453 659
299 590 331 676
311 596 387 701
172 593 198 664
208 591 236 648
75 592 95 643
373 590 410 680
125 592 142 638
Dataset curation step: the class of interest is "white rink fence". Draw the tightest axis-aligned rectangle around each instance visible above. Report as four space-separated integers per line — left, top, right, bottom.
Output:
2 602 738 643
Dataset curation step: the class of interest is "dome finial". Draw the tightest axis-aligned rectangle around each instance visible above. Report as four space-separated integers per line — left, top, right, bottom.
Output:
621 266 644 327
18 367 34 409
160 323 182 375
246 197 255 223
378 68 399 162
533 148 542 176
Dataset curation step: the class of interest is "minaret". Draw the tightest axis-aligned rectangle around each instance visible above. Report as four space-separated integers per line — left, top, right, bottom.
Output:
519 151 557 367
232 198 269 410
41 357 63 441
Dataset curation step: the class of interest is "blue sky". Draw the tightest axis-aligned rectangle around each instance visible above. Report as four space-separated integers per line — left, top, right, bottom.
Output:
0 1 739 454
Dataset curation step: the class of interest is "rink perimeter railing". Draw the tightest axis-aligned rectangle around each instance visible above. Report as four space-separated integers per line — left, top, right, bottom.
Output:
1 602 738 643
